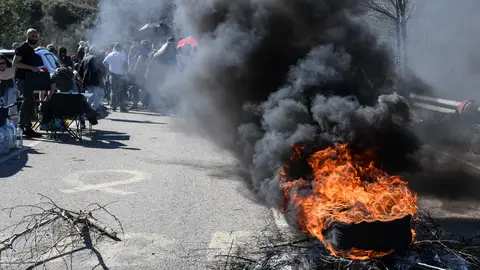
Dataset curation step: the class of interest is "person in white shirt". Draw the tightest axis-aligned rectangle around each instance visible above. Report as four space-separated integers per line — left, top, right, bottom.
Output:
103 43 128 112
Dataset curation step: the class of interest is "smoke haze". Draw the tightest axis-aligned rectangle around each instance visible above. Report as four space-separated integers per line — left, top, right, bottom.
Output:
91 0 480 206
407 0 480 101
91 0 174 47
164 0 423 206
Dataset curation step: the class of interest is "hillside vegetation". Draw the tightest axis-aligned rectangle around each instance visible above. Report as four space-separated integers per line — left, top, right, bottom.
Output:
0 0 98 51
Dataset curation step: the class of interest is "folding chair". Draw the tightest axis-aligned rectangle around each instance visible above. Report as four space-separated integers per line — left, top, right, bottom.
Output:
32 92 46 131
41 93 92 141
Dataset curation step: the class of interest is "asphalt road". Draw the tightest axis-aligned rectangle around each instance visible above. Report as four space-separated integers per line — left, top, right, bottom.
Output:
0 111 275 269
1 111 480 269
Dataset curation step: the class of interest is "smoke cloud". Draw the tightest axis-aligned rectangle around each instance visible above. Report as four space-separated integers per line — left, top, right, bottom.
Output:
91 0 480 206
163 0 422 206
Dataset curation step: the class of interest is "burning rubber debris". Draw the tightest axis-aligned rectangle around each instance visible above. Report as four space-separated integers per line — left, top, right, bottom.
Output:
280 144 418 260
170 0 480 268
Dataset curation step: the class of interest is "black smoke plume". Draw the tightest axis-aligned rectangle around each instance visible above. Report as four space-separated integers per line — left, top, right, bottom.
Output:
168 0 422 206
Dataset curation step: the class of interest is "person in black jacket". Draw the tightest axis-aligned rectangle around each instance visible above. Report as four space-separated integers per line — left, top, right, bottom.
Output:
78 45 106 112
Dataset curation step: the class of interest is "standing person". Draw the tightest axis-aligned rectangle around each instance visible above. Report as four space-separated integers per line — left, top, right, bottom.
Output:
0 54 17 116
47 44 58 56
76 41 86 63
13 28 43 138
145 37 177 113
176 36 198 71
128 39 141 71
78 45 106 112
12 43 20 50
103 43 128 112
149 43 159 59
103 43 115 105
130 40 150 110
58 46 74 68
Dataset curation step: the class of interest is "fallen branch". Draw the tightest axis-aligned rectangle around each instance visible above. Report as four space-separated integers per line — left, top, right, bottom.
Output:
0 194 122 269
0 216 60 252
84 215 121 241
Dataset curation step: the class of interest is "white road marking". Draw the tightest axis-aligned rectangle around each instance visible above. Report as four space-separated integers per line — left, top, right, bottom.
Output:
61 169 148 195
270 207 305 241
270 207 290 232
89 233 176 266
207 231 252 263
0 141 42 164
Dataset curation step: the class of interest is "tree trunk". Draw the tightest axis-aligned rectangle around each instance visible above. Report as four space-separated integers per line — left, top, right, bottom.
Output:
399 0 408 75
401 19 407 72
394 1 404 77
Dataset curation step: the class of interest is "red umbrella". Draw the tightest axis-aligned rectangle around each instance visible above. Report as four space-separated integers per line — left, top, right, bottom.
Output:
177 36 198 48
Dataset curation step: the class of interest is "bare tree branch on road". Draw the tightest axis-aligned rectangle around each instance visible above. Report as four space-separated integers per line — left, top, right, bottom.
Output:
0 194 123 270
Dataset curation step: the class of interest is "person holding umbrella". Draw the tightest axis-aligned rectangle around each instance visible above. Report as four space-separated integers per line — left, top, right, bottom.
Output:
176 36 198 71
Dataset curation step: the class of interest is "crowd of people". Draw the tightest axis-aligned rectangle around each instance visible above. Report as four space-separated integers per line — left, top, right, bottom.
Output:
0 28 198 138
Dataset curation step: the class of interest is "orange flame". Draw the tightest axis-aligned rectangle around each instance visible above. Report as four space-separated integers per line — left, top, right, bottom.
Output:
280 144 418 260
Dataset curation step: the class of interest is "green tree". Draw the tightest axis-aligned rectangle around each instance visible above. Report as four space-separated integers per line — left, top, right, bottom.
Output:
0 0 32 47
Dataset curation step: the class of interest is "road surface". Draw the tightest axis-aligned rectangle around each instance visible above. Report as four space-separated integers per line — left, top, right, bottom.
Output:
0 111 479 269
0 111 275 269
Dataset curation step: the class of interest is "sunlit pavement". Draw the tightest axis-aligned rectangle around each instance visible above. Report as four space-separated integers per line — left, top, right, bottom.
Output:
1 110 480 268
0 110 273 269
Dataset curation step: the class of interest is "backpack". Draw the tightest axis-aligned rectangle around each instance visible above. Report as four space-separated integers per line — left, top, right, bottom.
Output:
55 67 74 91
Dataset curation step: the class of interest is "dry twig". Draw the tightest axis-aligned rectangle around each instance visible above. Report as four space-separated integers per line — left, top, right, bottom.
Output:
0 194 122 269
213 211 480 269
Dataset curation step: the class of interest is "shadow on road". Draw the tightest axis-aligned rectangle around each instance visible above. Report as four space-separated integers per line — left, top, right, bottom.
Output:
108 118 168 125
54 130 141 151
0 148 44 178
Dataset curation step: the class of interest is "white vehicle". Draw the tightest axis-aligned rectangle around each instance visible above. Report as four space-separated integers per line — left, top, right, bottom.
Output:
0 47 78 92
0 47 59 72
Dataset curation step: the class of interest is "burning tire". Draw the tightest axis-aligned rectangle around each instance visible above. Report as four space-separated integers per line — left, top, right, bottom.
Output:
281 144 418 260
323 215 413 256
